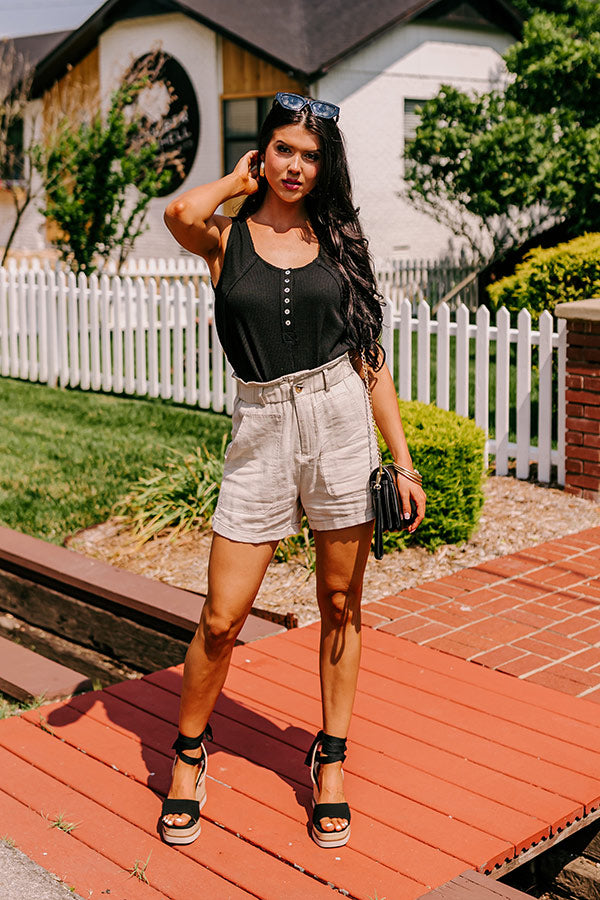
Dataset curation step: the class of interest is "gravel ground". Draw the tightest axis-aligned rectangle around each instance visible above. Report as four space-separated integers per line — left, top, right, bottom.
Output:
0 842 84 900
67 476 600 626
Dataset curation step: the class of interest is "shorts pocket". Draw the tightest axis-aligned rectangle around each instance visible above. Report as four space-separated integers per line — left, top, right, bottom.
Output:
317 376 374 498
320 430 372 498
220 400 283 511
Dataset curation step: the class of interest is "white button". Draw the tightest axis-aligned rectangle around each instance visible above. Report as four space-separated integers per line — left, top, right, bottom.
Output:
284 287 290 293
284 278 290 283
286 320 291 325
285 269 291 275
285 308 290 314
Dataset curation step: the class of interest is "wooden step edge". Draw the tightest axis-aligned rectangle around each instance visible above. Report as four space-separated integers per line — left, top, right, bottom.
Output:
0 634 92 702
0 525 285 644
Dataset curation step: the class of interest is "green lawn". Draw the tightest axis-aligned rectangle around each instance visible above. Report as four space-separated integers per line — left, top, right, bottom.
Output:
0 378 231 543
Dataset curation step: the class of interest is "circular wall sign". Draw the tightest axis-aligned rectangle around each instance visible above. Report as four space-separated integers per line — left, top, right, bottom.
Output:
127 53 200 196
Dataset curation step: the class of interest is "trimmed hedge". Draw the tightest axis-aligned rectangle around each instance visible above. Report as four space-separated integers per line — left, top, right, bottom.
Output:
116 399 486 559
486 233 600 326
379 400 486 553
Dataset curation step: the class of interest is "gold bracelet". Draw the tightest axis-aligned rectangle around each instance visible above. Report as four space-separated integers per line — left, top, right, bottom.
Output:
392 462 422 477
392 462 423 484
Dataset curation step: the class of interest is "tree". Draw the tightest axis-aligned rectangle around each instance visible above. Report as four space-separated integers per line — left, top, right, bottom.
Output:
509 0 579 19
0 40 39 265
31 51 183 274
403 0 600 265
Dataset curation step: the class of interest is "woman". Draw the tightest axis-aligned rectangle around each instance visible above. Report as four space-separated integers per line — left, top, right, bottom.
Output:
161 92 426 850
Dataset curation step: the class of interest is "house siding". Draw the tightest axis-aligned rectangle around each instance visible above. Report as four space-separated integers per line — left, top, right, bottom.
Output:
3 10 517 265
316 20 513 260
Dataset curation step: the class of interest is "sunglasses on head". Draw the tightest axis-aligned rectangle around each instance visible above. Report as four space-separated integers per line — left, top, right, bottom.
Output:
273 92 340 122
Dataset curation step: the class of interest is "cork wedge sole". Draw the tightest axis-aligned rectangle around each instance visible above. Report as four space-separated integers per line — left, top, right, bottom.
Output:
160 761 207 845
310 792 351 848
305 731 351 850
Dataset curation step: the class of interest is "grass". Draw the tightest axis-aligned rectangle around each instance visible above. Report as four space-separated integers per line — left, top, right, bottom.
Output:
0 691 47 719
128 851 152 883
45 812 81 833
0 835 15 848
0 378 231 543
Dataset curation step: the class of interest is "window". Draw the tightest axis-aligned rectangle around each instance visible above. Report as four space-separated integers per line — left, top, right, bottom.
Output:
0 115 25 184
403 98 423 155
223 97 273 173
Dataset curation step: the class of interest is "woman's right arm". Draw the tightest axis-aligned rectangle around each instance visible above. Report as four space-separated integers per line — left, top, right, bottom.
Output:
163 150 259 262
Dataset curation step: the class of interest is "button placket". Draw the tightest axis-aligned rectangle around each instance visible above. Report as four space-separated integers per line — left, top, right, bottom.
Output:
281 269 295 339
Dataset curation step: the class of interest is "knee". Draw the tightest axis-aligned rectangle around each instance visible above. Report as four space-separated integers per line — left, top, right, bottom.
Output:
317 584 362 629
198 604 242 652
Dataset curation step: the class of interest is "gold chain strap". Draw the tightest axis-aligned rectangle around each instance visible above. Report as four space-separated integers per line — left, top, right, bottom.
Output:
360 349 383 478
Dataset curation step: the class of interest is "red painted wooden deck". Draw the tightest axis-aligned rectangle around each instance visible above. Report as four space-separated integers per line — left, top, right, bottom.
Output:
2 616 600 899
363 526 600 698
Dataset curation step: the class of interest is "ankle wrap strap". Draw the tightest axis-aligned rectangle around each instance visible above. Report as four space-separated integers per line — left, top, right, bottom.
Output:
304 730 347 767
172 723 213 767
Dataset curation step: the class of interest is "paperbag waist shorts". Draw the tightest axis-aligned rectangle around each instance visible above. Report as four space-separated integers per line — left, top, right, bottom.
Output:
211 352 377 543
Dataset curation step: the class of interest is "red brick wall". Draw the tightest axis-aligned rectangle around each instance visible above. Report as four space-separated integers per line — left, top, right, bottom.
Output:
565 319 600 499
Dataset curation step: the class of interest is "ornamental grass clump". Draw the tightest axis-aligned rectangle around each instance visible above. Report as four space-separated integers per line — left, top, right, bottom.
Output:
114 439 225 543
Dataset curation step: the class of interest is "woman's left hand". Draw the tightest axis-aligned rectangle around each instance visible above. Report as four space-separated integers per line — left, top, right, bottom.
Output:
395 474 426 534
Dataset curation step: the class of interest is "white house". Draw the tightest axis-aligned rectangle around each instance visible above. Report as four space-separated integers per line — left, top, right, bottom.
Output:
3 0 521 263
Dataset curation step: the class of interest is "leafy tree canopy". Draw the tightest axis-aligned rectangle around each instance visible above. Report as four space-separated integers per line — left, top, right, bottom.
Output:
31 54 180 274
404 0 600 264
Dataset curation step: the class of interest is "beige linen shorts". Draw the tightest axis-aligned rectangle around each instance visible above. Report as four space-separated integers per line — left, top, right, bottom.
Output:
211 352 377 543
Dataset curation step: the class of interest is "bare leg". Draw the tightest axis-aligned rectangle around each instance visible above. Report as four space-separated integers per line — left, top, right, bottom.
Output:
162 532 277 827
312 520 373 833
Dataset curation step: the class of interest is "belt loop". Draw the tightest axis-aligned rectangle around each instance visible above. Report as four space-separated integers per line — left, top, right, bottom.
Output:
323 368 330 392
258 386 266 406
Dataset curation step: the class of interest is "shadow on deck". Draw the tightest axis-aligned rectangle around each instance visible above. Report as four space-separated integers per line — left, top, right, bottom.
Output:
1 618 600 899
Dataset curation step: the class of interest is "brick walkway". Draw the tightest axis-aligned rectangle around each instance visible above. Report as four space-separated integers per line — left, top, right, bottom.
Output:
363 526 600 700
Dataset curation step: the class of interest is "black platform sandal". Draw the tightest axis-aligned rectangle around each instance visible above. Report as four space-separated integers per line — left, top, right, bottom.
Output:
305 730 351 848
160 723 213 846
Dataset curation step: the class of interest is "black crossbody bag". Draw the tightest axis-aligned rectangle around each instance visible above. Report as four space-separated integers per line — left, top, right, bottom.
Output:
361 351 417 560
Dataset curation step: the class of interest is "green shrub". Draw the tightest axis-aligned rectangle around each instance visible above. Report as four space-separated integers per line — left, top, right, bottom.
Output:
487 233 600 325
379 400 486 553
115 400 485 561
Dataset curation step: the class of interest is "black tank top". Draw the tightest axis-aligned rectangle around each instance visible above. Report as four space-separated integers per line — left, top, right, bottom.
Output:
213 217 353 382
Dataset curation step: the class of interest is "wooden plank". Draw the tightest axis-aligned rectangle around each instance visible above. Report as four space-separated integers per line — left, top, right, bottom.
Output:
418 869 531 898
51 689 446 882
105 677 472 887
221 38 305 95
357 624 600 730
0 524 284 645
133 672 515 870
0 716 363 900
0 790 166 900
261 628 600 754
263 630 600 766
17 702 424 898
0 742 254 900
229 643 600 808
495 306 510 475
223 652 550 849
0 634 91 702
516 308 532 479
146 657 581 836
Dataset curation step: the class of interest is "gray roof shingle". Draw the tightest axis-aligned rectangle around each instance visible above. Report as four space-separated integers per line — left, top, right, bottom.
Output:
8 0 523 98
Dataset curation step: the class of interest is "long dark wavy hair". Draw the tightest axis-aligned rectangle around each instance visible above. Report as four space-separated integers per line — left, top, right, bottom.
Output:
236 98 384 369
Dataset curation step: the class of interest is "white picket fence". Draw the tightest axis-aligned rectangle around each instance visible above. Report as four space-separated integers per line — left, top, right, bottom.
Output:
0 266 565 483
6 253 478 310
380 299 566 485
